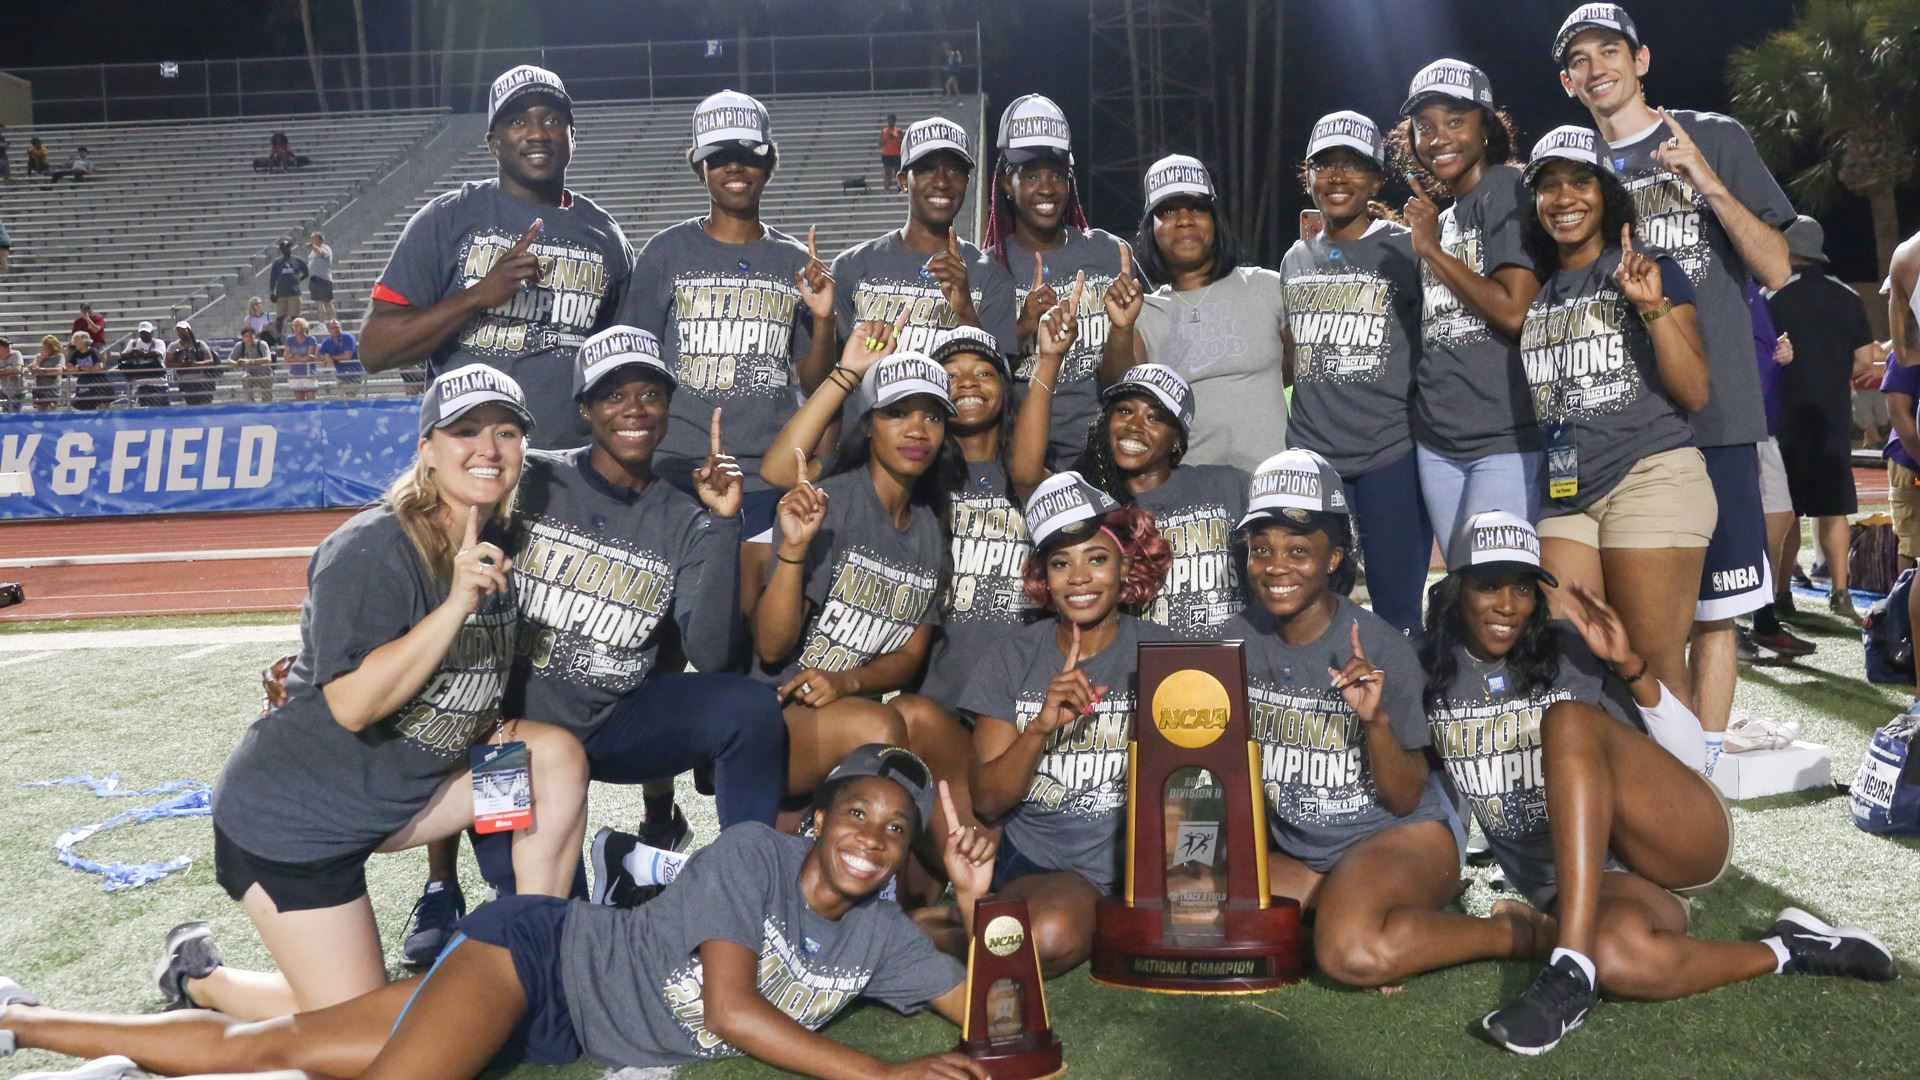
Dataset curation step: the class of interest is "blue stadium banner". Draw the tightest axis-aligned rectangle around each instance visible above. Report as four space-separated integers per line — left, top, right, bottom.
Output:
0 400 418 520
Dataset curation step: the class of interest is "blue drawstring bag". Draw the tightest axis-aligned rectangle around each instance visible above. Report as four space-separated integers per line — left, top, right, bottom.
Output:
1850 712 1920 835
1862 569 1914 685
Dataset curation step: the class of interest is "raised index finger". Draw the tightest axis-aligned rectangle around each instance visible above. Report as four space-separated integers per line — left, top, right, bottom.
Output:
1620 223 1634 254
939 779 961 835
510 217 544 257
948 226 962 257
1348 621 1368 665
1118 238 1132 278
1406 173 1432 202
1657 108 1690 143
462 503 480 552
1070 270 1086 313
793 445 811 489
807 225 819 262
1064 622 1082 672
1032 252 1047 290
710 407 724 456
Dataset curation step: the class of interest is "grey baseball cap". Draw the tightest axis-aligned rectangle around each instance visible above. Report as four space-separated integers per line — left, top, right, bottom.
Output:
1144 154 1215 213
1553 4 1641 64
857 352 955 416
690 89 773 164
1523 125 1602 185
1785 215 1828 264
1102 363 1196 439
822 744 935 830
573 325 673 399
1239 448 1348 529
1401 59 1496 117
997 94 1074 165
487 65 572 130
1450 509 1560 587
1024 469 1121 550
420 364 536 438
929 325 1011 381
1306 110 1385 166
901 117 974 170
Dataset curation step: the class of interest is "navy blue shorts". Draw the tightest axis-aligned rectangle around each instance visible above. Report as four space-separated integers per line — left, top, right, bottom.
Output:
988 831 1110 894
1697 443 1771 621
397 895 581 1068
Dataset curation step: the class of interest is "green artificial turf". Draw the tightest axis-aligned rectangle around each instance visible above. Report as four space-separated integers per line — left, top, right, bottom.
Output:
0 603 1913 1079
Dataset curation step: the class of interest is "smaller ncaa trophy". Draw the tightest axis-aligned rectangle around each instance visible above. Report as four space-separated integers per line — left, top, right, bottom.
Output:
959 896 1064 1078
1092 641 1303 992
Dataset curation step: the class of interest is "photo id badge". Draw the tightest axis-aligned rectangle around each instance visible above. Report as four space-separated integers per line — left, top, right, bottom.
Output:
471 741 532 834
1546 423 1578 501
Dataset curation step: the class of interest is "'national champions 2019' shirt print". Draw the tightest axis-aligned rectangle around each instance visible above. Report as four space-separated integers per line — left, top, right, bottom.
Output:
1135 464 1248 638
618 219 816 489
757 470 945 684
1605 110 1796 448
1520 249 1697 510
918 461 1035 705
832 230 1019 355
374 180 633 449
1000 229 1129 466
1279 222 1422 475
1227 599 1447 870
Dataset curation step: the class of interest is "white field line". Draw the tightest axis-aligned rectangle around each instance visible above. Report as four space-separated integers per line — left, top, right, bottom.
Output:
0 651 55 668
0 547 316 569
0 625 300 652
175 642 237 660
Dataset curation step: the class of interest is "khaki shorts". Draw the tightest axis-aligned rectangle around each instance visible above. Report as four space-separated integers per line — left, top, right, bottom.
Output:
1889 461 1920 558
1537 447 1718 550
1757 437 1793 516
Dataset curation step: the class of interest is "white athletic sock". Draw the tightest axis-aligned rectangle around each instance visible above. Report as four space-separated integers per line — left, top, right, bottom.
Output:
1549 947 1597 988
622 842 688 888
0 1028 13 1055
1763 935 1790 973
1702 733 1725 778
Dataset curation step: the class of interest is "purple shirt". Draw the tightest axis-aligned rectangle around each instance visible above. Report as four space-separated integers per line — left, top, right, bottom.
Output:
1748 282 1783 436
1880 346 1920 471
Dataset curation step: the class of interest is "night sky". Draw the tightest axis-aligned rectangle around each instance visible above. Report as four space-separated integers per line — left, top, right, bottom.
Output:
1 0 1912 280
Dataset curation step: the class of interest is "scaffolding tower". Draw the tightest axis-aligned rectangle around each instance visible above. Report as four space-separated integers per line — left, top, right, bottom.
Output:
1086 0 1218 224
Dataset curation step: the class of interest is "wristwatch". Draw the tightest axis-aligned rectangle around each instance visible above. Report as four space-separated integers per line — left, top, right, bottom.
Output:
1638 298 1674 324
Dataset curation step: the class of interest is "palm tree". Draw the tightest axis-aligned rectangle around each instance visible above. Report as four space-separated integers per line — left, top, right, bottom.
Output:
1727 0 1920 274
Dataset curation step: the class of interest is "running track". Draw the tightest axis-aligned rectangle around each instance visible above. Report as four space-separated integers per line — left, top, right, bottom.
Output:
0 465 1896 623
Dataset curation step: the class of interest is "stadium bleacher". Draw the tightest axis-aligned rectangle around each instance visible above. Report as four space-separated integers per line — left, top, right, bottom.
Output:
0 109 447 341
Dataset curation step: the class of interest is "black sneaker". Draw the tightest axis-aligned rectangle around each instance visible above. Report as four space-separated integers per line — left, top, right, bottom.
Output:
1480 953 1598 1056
636 804 693 854
400 882 466 968
590 826 647 908
1769 908 1897 981
153 922 223 1009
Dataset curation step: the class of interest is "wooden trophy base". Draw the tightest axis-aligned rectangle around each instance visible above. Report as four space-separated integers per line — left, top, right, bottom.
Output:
1090 897 1305 993
961 1034 1066 1080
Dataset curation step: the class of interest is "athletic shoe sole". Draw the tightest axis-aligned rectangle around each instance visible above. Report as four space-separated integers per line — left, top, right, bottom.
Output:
16 1055 147 1079
589 827 620 907
1775 907 1898 980
1480 1011 1584 1056
152 922 213 1008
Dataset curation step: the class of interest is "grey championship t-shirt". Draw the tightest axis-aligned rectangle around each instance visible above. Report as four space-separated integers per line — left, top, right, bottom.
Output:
1522 250 1697 512
560 823 963 1069
212 506 516 862
618 218 817 491
506 449 741 736
1425 626 1640 906
1134 464 1249 638
1280 222 1423 476
374 180 634 449
1416 164 1541 457
1227 598 1448 871
1000 229 1131 468
959 615 1175 890
1138 266 1293 473
918 458 1036 706
1606 110 1796 448
755 469 945 684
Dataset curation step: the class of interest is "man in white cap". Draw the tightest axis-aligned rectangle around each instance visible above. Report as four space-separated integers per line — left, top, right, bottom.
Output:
618 89 836 542
981 93 1131 468
1765 215 1879 620
830 117 1016 379
116 320 169 407
362 64 633 450
165 320 219 406
1554 3 1796 764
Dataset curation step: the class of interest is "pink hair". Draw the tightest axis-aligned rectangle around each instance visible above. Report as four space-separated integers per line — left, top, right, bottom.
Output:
1021 505 1172 612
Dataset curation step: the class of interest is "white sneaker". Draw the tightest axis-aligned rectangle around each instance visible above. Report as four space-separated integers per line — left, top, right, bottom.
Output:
16 1057 151 1080
1725 713 1801 753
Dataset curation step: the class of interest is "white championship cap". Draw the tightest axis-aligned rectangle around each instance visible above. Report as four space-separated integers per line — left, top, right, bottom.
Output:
1449 510 1559 587
690 90 773 163
573 325 673 399
1523 125 1602 185
1305 110 1384 165
1024 470 1120 550
857 352 955 416
1239 448 1348 528
997 94 1073 164
1143 154 1215 213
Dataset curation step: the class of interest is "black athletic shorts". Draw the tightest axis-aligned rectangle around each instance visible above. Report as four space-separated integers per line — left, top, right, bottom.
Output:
308 277 335 302
212 822 374 912
1778 430 1859 518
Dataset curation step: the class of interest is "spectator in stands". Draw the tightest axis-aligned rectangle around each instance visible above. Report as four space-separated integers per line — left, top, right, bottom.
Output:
1766 215 1878 622
25 137 48 178
319 318 362 398
880 114 903 192
241 295 279 347
166 321 219 406
49 145 92 183
283 317 320 402
229 324 274 403
307 232 336 323
942 42 963 96
117 321 171 408
0 122 10 180
30 334 64 411
269 239 308 338
362 64 632 451
0 215 11 273
266 131 300 172
0 338 20 413
72 302 106 348
67 330 109 411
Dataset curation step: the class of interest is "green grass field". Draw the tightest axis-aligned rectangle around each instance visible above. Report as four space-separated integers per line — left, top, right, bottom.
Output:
1 604 1914 1079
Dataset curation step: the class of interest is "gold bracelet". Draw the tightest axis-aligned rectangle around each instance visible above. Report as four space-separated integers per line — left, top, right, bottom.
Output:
1637 299 1674 324
1030 374 1055 395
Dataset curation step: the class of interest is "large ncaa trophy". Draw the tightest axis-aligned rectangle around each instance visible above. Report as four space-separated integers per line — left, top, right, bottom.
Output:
1091 640 1303 992
959 896 1065 1078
